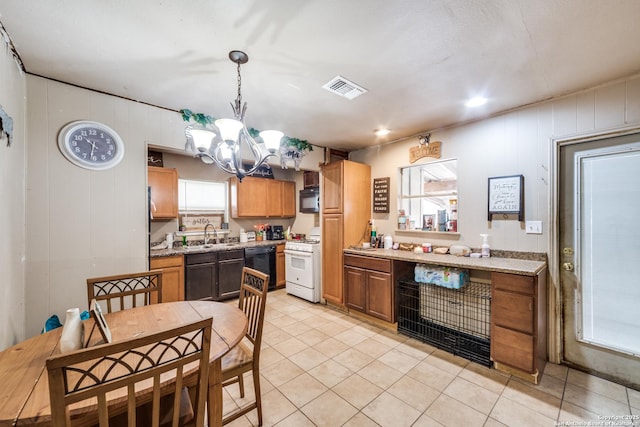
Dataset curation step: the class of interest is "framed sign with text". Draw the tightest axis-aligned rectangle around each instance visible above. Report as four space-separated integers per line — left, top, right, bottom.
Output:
373 177 390 213
488 175 524 221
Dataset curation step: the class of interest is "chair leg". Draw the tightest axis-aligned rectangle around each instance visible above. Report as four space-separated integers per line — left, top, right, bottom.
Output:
238 374 245 398
252 367 262 426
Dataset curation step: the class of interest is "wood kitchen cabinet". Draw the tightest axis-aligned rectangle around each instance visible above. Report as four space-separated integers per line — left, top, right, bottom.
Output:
216 249 245 300
149 255 184 302
491 270 547 384
303 171 320 188
148 166 178 220
344 254 411 323
322 214 344 303
282 181 296 217
321 160 371 306
185 249 244 301
229 177 295 218
276 243 285 288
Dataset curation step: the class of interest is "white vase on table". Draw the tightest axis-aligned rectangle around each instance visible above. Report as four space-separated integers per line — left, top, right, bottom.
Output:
59 308 83 353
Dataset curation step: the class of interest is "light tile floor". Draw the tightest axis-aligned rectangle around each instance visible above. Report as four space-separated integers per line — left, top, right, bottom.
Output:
221 289 640 427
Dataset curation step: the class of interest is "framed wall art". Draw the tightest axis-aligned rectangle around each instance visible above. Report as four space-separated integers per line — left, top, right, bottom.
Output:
488 174 524 221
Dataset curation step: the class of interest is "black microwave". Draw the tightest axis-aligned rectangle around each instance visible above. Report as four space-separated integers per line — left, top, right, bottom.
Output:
299 187 320 213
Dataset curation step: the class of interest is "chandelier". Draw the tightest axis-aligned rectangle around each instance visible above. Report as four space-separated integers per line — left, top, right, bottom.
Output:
184 50 283 181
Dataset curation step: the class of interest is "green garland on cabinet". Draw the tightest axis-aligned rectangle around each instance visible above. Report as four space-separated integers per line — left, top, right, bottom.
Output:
180 109 313 152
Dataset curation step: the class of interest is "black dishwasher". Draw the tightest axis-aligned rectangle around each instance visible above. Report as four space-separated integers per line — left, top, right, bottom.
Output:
244 246 276 290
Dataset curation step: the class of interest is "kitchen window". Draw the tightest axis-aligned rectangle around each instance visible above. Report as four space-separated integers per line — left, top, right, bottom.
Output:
178 179 227 214
399 159 458 232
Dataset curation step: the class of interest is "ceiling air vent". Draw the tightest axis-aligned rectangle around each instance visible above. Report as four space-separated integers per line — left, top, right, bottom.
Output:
322 75 367 100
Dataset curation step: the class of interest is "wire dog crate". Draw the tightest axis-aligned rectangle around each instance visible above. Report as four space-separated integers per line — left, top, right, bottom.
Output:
397 278 492 366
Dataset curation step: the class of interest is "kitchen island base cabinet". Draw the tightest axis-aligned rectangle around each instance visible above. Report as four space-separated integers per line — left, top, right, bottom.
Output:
149 255 184 302
491 270 547 384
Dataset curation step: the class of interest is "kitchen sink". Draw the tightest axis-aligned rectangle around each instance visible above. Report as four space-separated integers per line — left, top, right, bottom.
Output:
183 243 239 252
183 244 214 251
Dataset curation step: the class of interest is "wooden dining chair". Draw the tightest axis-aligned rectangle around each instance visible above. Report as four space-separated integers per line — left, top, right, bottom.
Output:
220 267 269 426
86 269 163 313
46 317 212 427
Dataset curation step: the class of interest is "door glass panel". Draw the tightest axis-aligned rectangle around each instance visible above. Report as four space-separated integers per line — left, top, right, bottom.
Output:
291 256 306 269
577 147 640 355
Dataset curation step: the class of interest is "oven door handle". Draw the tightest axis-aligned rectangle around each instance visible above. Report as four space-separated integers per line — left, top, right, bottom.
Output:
284 250 313 257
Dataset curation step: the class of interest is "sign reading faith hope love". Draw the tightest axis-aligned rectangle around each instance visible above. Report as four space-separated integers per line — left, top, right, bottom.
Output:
373 177 390 213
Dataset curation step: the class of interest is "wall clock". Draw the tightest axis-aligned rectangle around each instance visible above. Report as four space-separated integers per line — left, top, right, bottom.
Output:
58 120 125 170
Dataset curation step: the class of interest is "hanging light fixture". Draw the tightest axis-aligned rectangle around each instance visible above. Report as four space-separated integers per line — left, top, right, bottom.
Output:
184 50 283 181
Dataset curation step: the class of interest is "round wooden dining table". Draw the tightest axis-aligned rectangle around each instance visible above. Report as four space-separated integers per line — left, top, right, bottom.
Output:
0 300 247 427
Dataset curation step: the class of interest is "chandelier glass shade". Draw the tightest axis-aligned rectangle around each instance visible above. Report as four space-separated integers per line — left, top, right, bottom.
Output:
184 50 283 181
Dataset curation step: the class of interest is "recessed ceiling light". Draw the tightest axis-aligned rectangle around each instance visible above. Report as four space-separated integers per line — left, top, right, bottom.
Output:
375 128 390 136
465 96 488 107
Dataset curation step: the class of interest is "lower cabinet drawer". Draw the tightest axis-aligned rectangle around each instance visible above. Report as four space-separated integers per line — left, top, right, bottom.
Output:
492 289 534 334
491 325 534 373
492 272 534 295
344 254 391 273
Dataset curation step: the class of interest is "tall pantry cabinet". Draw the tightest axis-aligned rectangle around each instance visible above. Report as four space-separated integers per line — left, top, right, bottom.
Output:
321 160 371 306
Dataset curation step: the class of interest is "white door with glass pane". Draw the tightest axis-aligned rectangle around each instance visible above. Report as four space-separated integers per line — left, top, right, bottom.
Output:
559 132 640 388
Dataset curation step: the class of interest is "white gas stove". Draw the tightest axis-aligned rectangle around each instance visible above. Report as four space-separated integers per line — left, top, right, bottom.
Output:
284 228 321 302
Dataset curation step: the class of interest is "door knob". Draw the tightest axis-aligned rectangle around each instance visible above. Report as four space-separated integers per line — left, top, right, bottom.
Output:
563 262 574 271
563 247 574 256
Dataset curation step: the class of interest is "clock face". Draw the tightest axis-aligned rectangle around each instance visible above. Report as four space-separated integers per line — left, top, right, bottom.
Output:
58 121 125 170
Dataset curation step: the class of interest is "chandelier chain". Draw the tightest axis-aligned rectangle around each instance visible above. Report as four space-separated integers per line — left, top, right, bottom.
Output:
236 61 243 111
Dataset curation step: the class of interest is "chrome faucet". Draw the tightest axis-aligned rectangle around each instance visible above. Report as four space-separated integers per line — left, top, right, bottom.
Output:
204 223 217 245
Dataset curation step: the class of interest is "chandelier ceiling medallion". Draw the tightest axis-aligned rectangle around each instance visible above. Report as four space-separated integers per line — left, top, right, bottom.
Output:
183 50 285 181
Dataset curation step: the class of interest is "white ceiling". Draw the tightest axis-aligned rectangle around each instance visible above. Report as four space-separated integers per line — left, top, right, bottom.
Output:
1 0 640 151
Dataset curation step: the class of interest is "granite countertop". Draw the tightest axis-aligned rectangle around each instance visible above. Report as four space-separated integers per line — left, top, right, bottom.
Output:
343 247 546 276
150 239 285 257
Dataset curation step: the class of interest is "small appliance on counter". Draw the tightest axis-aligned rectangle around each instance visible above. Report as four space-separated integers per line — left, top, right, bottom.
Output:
264 225 284 240
272 225 284 240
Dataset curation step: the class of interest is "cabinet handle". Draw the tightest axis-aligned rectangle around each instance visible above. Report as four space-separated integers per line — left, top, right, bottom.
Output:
529 301 533 311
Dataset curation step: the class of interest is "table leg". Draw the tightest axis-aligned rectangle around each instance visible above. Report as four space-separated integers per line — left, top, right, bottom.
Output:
208 358 223 427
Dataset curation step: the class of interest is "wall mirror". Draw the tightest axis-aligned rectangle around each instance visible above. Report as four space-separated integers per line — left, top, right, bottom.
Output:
399 159 458 232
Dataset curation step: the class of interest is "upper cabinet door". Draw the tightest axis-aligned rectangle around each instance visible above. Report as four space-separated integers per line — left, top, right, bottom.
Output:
230 177 267 217
266 180 283 217
281 181 296 217
322 161 343 214
229 177 296 218
148 166 178 220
